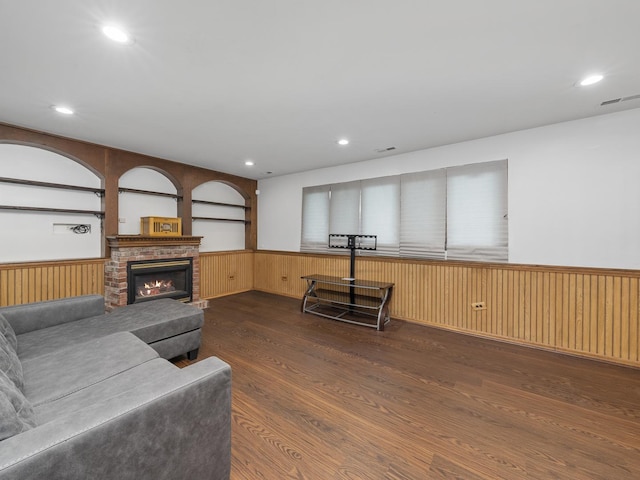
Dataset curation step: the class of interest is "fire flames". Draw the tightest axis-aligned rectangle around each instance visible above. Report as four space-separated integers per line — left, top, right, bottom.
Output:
138 279 176 297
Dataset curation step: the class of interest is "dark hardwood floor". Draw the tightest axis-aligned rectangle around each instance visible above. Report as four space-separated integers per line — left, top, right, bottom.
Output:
176 291 640 479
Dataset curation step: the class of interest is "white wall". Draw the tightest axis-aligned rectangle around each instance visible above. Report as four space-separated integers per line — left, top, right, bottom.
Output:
0 144 102 262
257 108 640 270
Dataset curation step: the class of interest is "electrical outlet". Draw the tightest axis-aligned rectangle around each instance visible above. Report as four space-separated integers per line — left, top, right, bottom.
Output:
471 302 486 310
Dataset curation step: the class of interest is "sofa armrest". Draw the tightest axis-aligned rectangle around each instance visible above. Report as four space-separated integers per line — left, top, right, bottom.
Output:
0 356 232 480
0 295 106 335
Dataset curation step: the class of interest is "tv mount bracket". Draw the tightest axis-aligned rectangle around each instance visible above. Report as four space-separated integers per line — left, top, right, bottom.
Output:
329 233 377 278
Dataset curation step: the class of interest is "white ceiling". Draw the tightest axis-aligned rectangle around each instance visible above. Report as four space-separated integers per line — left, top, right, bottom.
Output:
1 1 639 180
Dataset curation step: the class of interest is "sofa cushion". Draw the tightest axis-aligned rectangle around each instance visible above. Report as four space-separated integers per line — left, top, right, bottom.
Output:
0 370 36 441
0 295 105 336
17 299 203 360
33 358 179 424
0 333 23 392
96 299 204 343
22 332 159 408
0 313 17 352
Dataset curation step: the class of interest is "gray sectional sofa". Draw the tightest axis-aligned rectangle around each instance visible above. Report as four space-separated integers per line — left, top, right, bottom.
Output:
0 295 232 480
3 295 204 361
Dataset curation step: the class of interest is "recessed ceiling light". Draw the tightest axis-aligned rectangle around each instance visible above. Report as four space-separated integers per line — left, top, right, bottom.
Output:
579 74 604 86
52 105 74 115
337 138 349 146
245 160 255 166
102 24 133 44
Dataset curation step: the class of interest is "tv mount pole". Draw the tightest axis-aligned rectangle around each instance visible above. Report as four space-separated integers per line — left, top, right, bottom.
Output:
328 234 377 307
347 234 357 280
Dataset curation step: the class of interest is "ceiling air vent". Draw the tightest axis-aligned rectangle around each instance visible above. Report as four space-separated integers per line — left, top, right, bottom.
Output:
601 98 621 106
375 146 397 153
601 93 640 107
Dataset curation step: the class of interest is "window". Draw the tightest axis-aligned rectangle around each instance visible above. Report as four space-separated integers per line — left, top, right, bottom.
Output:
301 160 508 262
301 185 330 252
446 160 508 261
329 181 360 236
360 177 400 256
400 168 446 258
301 177 401 256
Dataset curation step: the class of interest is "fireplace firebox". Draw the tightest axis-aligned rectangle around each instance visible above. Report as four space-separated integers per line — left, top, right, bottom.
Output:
127 258 193 305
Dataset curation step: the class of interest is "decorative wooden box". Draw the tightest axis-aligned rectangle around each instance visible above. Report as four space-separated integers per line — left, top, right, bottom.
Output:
140 217 182 236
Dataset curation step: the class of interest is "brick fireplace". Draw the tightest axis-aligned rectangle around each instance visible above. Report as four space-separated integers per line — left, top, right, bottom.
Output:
105 235 208 311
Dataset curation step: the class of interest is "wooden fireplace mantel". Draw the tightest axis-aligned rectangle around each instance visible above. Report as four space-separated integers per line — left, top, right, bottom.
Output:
106 235 203 248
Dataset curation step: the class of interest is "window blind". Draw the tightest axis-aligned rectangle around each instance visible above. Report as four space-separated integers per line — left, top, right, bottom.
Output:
446 160 508 261
300 159 508 262
300 185 330 252
361 176 400 256
329 181 361 236
400 168 446 259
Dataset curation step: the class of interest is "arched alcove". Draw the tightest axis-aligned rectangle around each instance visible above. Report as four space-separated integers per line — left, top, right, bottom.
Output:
192 181 246 251
0 144 102 262
118 167 179 235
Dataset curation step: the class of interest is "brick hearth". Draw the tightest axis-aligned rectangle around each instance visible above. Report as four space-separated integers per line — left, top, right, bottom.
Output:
105 235 208 311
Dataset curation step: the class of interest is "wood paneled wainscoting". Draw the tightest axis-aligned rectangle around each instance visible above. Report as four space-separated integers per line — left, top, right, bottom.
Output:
0 250 254 308
199 250 254 299
0 258 105 307
254 251 640 368
2 251 639 368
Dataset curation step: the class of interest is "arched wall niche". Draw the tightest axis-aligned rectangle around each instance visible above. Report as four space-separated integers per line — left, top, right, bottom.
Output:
191 177 251 202
0 143 103 262
0 123 108 180
0 140 104 182
120 164 183 195
187 174 256 249
117 166 181 235
192 181 247 251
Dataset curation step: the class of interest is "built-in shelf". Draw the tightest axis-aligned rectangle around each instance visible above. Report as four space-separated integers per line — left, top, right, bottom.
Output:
191 198 250 224
192 216 250 224
0 177 104 218
118 187 182 200
0 176 104 195
192 199 250 210
0 205 104 216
